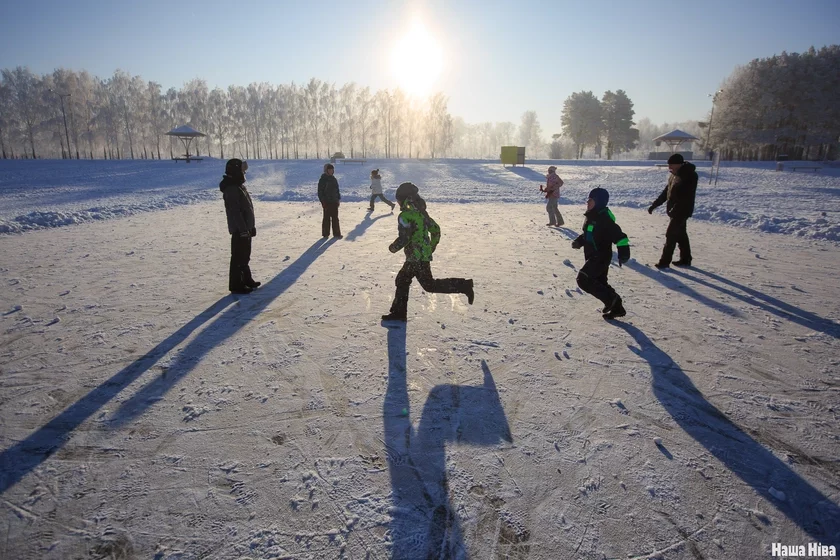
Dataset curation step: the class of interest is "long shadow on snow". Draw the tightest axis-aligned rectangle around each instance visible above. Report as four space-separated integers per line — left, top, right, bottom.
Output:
504 166 547 181
384 325 513 559
615 322 840 545
110 237 336 426
0 297 233 494
344 209 393 242
625 260 743 318
0 238 334 495
670 267 840 339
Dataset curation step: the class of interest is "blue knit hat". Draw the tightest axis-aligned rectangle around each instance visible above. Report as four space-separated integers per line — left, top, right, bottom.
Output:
588 187 609 209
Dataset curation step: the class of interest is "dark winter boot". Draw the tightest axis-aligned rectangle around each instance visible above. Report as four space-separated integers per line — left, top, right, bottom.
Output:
673 259 692 267
464 279 475 305
245 280 262 288
602 294 620 314
603 298 626 320
381 313 407 322
654 262 670 269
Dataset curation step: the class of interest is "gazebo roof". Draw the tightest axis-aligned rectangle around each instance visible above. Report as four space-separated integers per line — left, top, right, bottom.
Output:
165 125 206 138
653 129 699 142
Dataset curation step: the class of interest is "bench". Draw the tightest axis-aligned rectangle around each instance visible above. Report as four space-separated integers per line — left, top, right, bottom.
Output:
790 165 821 172
173 156 203 163
339 158 366 164
655 163 669 167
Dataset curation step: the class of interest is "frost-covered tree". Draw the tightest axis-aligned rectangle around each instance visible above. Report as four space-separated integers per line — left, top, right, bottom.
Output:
711 45 840 160
518 111 544 157
601 90 639 159
561 91 603 159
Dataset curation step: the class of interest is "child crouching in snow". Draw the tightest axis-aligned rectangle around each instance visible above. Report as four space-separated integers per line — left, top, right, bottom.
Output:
571 187 630 319
381 182 474 322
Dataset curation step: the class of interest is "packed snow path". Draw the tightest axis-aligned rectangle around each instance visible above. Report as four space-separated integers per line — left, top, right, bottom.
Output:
1 196 838 559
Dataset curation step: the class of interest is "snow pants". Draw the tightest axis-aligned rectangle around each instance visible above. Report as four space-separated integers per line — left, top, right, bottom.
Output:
576 256 618 307
322 203 341 237
546 197 563 225
369 193 395 209
389 261 471 317
659 217 691 265
229 234 254 291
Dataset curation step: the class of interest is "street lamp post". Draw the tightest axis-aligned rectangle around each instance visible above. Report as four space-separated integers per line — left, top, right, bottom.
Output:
705 89 723 156
49 89 72 159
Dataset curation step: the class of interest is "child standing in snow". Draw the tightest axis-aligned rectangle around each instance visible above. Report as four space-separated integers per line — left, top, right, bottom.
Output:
539 165 564 226
369 169 395 212
571 187 630 319
381 182 474 322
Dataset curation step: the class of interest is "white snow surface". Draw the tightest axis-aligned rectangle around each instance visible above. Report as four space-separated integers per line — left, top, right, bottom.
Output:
1 158 840 559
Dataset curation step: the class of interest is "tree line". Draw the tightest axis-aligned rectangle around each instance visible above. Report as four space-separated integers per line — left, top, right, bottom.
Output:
709 45 840 161
0 68 460 161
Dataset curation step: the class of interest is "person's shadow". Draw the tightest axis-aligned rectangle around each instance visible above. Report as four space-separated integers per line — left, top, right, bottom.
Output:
344 209 392 242
625 260 743 317
671 267 840 338
0 238 335 494
383 325 512 558
614 322 840 545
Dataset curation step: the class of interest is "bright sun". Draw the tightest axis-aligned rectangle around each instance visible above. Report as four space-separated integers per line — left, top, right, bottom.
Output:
390 19 443 97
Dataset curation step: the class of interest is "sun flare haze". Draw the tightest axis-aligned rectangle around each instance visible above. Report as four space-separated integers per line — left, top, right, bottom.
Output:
389 19 443 98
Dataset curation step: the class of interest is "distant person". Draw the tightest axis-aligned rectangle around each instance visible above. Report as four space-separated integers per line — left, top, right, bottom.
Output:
539 165 564 226
368 168 395 212
571 187 630 320
381 182 474 322
220 158 260 294
318 163 342 239
648 153 698 268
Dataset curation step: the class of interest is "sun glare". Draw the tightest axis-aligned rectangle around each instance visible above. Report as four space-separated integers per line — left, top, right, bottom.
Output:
389 19 443 97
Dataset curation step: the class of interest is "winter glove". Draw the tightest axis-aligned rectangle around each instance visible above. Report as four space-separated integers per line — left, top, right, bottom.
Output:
617 246 630 267
388 242 399 254
239 231 251 239
250 227 257 237
618 256 629 267
647 205 655 214
571 238 583 250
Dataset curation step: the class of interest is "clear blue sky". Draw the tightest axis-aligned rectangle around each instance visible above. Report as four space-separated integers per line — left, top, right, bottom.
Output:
2 0 838 137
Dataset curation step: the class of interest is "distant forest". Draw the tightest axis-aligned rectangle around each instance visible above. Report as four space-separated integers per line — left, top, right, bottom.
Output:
1 45 837 161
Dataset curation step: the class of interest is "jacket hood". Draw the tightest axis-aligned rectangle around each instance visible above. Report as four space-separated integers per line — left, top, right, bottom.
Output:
219 174 244 191
678 162 697 176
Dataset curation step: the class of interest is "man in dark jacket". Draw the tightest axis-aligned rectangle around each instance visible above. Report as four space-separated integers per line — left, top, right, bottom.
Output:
220 159 260 294
572 187 631 320
648 153 698 268
381 182 474 322
318 163 342 238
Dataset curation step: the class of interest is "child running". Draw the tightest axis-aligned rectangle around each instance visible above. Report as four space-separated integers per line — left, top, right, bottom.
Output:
571 187 630 319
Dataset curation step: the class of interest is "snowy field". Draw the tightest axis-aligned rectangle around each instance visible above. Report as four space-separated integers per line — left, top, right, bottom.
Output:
1 158 839 559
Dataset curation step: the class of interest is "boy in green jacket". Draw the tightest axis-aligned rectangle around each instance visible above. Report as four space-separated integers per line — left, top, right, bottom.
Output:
381 182 474 322
571 187 630 320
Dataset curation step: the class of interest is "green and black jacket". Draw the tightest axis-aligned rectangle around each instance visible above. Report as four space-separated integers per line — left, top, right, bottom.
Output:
574 206 630 263
389 201 441 262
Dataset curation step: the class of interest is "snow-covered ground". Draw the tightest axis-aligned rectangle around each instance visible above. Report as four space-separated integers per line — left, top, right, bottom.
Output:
1 159 839 559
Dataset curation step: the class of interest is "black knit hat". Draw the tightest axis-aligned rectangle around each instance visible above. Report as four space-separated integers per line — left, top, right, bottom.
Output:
667 153 684 165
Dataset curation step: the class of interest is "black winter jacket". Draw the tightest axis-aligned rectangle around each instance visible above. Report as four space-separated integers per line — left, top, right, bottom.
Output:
650 162 697 219
318 173 341 204
573 206 630 264
220 175 255 235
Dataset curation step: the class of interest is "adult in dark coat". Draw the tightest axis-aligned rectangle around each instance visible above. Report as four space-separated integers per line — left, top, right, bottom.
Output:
648 153 698 268
318 163 342 238
572 188 631 319
220 158 259 294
